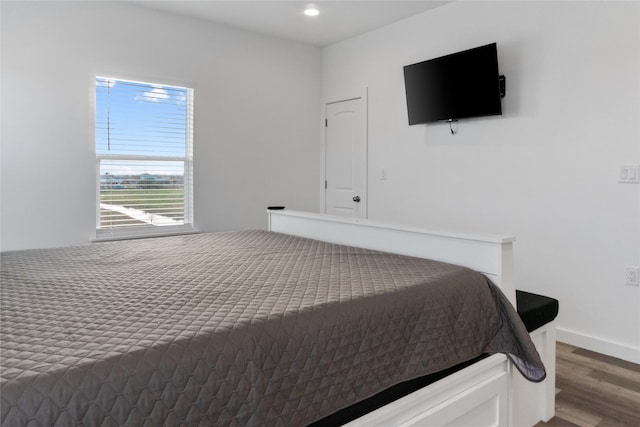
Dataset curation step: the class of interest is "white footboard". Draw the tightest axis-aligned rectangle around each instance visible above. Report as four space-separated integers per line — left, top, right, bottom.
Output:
266 209 556 427
267 209 516 306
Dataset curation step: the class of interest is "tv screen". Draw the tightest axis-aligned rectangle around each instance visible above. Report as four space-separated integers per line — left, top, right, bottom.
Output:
403 43 502 125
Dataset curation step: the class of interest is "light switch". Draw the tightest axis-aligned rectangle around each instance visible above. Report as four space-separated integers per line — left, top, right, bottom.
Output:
619 165 640 183
380 168 388 181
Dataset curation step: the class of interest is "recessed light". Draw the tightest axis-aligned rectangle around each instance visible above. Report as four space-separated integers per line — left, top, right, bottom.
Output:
304 6 319 16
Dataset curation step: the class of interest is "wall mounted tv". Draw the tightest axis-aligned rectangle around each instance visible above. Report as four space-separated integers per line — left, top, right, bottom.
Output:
403 43 503 125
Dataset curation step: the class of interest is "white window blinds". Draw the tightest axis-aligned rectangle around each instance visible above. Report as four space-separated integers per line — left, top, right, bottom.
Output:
95 77 194 238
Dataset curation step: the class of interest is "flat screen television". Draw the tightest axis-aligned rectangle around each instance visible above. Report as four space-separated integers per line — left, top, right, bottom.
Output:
403 43 503 125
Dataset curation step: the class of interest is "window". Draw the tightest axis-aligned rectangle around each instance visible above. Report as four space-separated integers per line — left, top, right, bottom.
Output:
95 77 194 238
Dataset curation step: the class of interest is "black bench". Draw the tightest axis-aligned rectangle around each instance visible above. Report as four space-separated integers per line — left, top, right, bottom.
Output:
516 290 559 332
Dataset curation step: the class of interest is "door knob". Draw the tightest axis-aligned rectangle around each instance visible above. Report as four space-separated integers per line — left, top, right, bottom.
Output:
353 196 361 203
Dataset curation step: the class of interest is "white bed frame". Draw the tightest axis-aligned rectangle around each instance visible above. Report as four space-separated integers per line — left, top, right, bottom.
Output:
267 209 556 427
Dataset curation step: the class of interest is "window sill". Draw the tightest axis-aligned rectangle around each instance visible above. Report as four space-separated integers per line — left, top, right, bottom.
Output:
93 224 200 242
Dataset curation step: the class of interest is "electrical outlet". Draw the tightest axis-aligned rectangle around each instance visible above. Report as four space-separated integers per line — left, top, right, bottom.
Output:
626 266 639 286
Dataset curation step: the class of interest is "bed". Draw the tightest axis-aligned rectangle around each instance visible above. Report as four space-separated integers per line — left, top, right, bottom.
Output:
0 209 555 426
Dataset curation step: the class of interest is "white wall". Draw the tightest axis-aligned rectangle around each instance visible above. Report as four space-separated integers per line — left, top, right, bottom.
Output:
323 1 640 362
1 1 321 251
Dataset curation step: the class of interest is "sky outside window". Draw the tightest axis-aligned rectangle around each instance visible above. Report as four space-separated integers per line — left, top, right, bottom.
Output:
96 77 188 176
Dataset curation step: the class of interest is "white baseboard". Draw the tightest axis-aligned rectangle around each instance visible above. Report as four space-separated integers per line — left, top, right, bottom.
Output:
556 327 640 364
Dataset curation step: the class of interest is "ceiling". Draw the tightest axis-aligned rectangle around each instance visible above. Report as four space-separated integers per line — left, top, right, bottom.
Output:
131 1 450 47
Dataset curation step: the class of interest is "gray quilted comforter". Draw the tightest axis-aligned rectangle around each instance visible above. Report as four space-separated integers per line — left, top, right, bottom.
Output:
1 230 545 426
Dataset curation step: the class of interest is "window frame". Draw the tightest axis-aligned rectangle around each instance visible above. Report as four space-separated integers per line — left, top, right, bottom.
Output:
93 75 196 241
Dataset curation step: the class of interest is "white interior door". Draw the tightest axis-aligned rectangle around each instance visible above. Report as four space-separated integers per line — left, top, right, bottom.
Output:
324 96 367 218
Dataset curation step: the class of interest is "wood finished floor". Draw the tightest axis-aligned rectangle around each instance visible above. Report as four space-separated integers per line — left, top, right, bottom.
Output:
536 342 640 427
